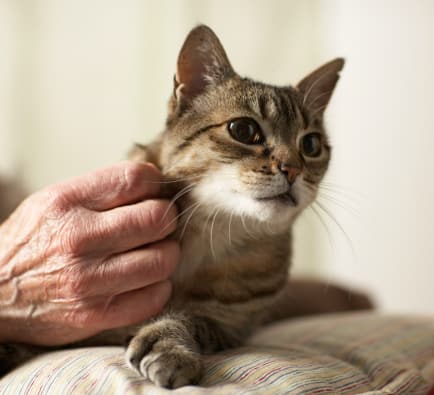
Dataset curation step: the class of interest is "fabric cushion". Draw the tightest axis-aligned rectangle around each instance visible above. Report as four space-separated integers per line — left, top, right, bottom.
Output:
1 312 433 394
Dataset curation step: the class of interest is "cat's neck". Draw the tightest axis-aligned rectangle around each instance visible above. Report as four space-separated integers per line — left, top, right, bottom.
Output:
171 195 293 290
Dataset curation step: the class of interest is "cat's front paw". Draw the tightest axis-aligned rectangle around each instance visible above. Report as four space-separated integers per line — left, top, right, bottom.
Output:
126 327 202 388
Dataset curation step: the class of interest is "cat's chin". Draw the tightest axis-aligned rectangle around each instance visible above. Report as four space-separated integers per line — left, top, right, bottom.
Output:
253 197 299 224
192 173 301 227
195 190 298 227
255 191 298 207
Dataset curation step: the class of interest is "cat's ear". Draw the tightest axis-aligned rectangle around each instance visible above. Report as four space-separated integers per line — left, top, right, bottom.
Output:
173 25 235 110
296 58 345 118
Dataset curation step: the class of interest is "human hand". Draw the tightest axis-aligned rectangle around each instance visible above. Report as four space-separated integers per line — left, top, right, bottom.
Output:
0 161 179 346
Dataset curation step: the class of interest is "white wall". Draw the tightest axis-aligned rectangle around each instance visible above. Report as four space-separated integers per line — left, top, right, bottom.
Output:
1 0 433 314
0 1 18 175
317 0 434 314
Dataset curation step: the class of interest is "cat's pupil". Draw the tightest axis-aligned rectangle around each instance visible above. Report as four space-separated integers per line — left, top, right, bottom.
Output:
228 118 263 145
301 133 322 157
236 123 251 140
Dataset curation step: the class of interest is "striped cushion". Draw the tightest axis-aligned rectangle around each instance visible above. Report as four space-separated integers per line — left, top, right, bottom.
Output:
1 312 433 394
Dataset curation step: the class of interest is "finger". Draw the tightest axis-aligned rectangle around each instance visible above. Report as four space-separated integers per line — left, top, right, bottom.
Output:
100 280 172 329
63 161 163 211
87 240 180 297
94 199 178 254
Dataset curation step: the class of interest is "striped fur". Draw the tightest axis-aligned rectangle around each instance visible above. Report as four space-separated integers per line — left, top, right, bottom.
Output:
123 26 344 388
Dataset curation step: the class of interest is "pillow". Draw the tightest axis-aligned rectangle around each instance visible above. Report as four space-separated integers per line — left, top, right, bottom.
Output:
1 312 433 394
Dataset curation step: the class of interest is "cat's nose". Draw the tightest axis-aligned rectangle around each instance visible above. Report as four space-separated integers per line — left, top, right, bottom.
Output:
279 163 301 185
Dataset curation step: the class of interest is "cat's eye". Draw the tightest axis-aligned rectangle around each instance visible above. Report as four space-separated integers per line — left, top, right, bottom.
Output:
227 118 264 145
301 133 322 157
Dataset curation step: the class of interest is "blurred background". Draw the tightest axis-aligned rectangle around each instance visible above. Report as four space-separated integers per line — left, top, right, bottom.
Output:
1 0 433 314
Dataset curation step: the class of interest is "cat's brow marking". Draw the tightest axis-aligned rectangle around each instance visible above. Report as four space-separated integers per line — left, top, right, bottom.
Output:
176 121 227 151
257 95 268 119
256 91 297 128
208 135 253 157
279 91 297 123
264 96 280 120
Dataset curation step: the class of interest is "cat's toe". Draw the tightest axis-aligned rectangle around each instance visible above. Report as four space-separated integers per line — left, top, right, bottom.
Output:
126 337 202 388
125 319 202 388
140 347 202 389
125 332 160 371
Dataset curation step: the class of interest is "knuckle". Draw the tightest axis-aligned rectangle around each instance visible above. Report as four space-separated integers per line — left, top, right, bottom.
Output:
59 266 90 299
43 185 71 214
147 241 179 278
145 200 177 232
122 161 159 192
32 188 89 256
121 162 161 196
66 305 98 328
146 200 166 228
55 215 89 256
147 247 165 276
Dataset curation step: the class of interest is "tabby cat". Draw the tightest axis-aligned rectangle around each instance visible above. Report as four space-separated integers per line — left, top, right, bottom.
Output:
122 25 344 387
0 25 347 388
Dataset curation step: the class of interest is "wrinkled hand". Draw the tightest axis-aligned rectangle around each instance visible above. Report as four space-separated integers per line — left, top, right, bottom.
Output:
0 161 179 346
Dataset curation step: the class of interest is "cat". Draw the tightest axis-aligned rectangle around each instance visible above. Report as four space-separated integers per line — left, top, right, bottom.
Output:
120 25 344 388
0 25 355 388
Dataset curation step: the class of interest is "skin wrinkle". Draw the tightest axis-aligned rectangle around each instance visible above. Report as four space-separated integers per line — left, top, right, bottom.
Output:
0 201 70 310
0 159 180 348
0 277 20 307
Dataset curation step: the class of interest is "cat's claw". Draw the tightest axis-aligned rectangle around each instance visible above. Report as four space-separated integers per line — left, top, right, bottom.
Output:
126 336 202 388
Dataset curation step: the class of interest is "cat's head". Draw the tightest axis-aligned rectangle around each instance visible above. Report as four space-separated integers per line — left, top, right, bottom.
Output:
154 25 344 229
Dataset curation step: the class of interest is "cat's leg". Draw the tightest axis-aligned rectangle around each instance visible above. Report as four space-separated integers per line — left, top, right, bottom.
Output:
125 311 251 388
262 279 374 323
126 313 201 388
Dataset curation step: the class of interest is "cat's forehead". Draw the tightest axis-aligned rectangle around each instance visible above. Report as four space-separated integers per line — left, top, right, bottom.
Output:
197 78 308 132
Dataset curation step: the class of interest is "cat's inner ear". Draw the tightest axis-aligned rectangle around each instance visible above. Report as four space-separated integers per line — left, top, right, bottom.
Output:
296 58 345 118
174 25 235 108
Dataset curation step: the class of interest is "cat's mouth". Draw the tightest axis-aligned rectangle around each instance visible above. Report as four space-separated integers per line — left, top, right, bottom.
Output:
256 191 297 206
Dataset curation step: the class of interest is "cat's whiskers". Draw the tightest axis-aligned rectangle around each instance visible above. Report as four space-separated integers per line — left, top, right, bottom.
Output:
317 190 359 217
209 207 222 261
202 206 219 239
240 214 258 240
159 199 201 237
265 217 274 236
301 179 357 264
228 210 235 247
313 200 357 262
297 181 336 256
319 180 364 200
308 204 336 257
179 202 202 240
162 183 197 223
318 182 363 215
146 175 202 185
